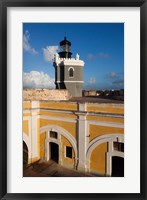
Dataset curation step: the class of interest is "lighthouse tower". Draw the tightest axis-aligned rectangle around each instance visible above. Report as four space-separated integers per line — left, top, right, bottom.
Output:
53 37 84 97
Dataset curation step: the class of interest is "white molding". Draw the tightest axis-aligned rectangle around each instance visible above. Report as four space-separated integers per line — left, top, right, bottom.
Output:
31 101 40 108
23 108 123 119
40 115 77 123
86 134 124 173
23 110 31 114
23 116 31 120
30 108 123 118
77 115 88 172
31 114 39 159
40 115 123 128
45 137 62 164
55 58 84 67
87 120 124 128
40 108 74 114
87 112 124 118
68 67 75 71
64 145 66 158
23 115 40 120
87 134 124 151
106 151 124 176
23 109 40 163
78 103 87 111
87 102 124 107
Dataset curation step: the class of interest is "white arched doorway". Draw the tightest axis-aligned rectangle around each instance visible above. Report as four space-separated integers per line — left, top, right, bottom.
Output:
23 132 31 164
40 125 78 169
86 134 124 176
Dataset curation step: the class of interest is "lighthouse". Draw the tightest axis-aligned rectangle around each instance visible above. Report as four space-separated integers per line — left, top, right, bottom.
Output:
53 37 84 97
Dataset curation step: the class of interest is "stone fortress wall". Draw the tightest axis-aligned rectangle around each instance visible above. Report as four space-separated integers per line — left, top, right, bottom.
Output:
23 99 124 176
23 89 71 101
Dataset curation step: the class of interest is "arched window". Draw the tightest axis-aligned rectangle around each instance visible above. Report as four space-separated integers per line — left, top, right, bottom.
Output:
69 67 74 77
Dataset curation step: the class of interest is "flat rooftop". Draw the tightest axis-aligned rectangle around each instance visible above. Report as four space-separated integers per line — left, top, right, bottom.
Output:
69 96 124 104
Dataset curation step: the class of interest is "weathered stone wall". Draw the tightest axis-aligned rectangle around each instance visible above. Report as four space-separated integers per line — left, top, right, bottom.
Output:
83 90 97 96
23 89 71 101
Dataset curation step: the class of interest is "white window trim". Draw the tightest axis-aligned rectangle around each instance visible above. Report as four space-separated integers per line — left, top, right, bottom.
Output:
65 146 72 159
68 67 74 78
68 67 75 71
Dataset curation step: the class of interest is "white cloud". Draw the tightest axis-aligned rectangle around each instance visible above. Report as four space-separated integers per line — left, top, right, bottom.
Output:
110 71 118 79
87 52 109 60
106 71 124 89
23 30 38 55
106 71 119 79
111 79 124 89
23 71 55 89
89 77 96 85
87 53 95 60
42 46 59 62
98 53 109 59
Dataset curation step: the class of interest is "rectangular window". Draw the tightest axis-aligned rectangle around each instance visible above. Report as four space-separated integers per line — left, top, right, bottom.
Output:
113 142 124 152
66 146 72 158
50 131 57 139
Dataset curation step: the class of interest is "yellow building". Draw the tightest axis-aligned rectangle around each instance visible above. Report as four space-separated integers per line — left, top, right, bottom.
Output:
23 99 124 176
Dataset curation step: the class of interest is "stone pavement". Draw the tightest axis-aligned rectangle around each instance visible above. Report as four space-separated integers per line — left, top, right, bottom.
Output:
23 160 103 177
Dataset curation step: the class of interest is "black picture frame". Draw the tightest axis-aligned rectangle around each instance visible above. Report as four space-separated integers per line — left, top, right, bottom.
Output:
0 0 146 199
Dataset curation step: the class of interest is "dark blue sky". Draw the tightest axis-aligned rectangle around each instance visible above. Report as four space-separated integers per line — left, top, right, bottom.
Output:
23 23 124 90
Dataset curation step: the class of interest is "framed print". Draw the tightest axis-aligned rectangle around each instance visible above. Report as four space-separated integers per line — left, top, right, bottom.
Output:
0 0 147 199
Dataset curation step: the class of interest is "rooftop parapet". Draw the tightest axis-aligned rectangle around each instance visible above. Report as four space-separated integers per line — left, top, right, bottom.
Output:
54 53 84 66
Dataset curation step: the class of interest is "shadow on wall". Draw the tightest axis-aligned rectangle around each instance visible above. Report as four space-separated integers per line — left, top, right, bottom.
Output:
23 141 28 165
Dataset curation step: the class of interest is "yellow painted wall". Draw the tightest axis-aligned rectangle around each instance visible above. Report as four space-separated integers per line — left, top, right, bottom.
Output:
23 120 29 135
40 102 77 111
23 113 32 117
90 142 107 175
40 132 46 160
86 115 124 123
23 101 31 109
40 111 77 119
87 104 124 114
89 125 124 142
40 119 76 139
23 100 124 175
61 135 75 169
